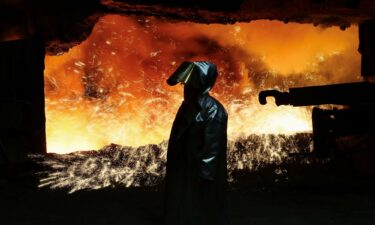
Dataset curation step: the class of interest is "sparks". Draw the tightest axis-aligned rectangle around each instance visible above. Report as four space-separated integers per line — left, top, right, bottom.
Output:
44 15 361 154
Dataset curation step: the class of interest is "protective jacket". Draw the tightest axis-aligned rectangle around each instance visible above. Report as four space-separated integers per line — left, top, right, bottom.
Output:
164 61 230 225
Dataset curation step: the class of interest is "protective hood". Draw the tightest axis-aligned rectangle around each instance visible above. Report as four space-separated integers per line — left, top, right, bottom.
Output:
167 61 218 91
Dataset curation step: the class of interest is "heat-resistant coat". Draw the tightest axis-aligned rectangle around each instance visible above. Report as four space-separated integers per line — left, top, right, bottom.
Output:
164 93 230 225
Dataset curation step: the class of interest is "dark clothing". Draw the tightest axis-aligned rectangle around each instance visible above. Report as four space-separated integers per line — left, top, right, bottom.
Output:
164 93 230 225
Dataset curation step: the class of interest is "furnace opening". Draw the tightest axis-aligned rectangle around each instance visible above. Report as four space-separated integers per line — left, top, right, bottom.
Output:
44 15 361 154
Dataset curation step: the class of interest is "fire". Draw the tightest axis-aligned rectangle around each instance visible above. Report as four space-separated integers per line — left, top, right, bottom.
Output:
44 15 361 153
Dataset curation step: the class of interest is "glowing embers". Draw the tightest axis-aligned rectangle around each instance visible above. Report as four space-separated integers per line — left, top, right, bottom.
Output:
44 15 361 153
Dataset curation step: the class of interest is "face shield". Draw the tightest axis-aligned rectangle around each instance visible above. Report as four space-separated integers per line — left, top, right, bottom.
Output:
167 61 217 90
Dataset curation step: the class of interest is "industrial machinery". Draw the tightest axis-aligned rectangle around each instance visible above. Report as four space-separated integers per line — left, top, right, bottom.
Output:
259 82 375 158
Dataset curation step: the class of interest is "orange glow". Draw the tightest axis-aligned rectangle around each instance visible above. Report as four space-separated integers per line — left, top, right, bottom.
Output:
44 15 361 153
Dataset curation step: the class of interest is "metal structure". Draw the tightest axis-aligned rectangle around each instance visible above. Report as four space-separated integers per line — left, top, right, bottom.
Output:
259 82 375 157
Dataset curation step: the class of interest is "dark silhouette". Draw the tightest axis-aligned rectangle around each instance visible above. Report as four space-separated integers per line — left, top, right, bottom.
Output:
258 82 375 158
164 61 230 225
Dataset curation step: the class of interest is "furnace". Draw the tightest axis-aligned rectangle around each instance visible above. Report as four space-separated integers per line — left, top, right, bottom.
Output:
44 15 360 154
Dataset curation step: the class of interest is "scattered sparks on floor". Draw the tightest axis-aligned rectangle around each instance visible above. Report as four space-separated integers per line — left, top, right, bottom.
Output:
32 133 314 193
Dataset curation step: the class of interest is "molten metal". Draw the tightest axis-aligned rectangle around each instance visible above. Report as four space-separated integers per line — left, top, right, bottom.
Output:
44 15 360 154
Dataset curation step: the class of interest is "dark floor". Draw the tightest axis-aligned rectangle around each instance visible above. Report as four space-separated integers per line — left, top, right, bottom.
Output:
1 168 375 225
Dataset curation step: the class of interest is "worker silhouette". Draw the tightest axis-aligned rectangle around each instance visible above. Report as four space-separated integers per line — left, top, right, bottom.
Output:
164 61 231 225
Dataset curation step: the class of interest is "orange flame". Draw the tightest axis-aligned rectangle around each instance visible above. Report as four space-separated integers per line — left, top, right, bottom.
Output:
44 15 361 154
